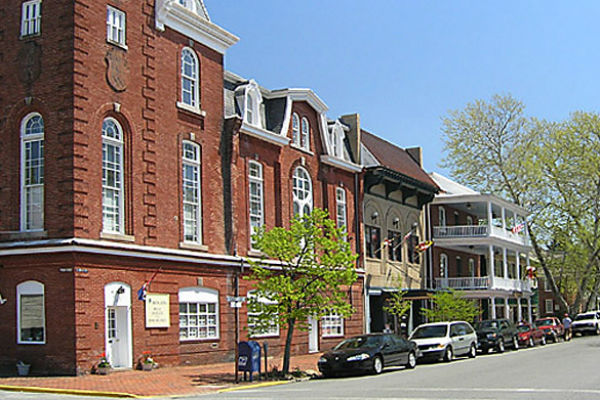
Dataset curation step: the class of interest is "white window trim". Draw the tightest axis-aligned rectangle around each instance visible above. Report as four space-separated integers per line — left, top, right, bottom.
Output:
247 291 279 338
248 161 264 250
439 207 446 227
545 299 553 314
321 312 344 338
466 216 473 225
300 117 310 151
178 287 219 341
291 113 300 146
102 118 125 235
336 187 347 234
180 47 200 111
244 84 262 127
182 141 203 244
17 280 45 345
21 0 42 37
106 5 127 49
292 166 313 218
440 253 448 278
20 112 44 232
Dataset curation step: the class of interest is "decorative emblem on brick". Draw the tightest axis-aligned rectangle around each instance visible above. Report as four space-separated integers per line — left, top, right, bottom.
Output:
105 48 129 92
18 41 42 86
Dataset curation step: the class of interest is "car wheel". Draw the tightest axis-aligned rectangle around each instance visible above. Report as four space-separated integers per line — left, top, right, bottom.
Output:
540 335 546 345
496 339 505 353
528 337 534 347
595 326 600 336
372 355 383 374
512 336 519 350
552 333 558 343
406 351 417 369
443 346 453 362
468 344 477 358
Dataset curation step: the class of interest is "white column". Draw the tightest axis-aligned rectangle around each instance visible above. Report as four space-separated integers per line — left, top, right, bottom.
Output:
491 297 496 319
515 251 521 281
487 201 493 233
527 297 532 323
505 297 510 319
513 213 518 231
517 298 523 322
488 245 495 287
503 247 508 279
501 207 506 230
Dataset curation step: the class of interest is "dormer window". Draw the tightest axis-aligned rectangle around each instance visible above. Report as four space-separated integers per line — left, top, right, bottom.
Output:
244 83 262 127
329 123 345 159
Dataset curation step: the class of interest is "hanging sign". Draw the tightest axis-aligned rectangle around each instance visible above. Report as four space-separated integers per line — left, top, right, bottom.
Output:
145 293 170 328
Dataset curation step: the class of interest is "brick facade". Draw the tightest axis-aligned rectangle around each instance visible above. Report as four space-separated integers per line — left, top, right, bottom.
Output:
0 0 365 375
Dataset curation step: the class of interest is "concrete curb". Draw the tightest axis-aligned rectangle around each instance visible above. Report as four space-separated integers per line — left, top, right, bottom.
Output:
217 380 291 393
0 384 140 398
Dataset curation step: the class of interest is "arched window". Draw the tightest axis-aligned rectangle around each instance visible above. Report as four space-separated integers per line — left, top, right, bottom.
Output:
178 287 219 340
335 187 347 233
248 161 264 248
440 254 448 278
17 280 45 344
292 167 312 218
21 113 44 231
291 113 300 146
181 48 199 109
182 141 202 243
102 118 124 234
439 207 446 227
301 117 310 150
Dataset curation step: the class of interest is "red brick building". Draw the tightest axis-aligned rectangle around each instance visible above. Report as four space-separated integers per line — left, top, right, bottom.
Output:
0 0 364 375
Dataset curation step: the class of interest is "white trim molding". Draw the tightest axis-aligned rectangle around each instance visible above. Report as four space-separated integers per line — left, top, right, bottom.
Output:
320 155 362 173
155 0 238 54
240 121 290 147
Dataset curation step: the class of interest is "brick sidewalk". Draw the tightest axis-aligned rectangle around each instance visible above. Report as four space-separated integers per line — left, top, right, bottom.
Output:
0 353 322 397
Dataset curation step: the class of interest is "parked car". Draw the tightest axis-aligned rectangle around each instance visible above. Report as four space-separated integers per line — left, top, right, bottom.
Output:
572 311 600 336
317 333 418 377
516 322 546 347
534 317 564 343
475 319 520 353
409 321 477 362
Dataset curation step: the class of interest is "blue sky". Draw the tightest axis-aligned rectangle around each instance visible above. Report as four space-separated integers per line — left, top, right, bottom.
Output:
206 1 600 175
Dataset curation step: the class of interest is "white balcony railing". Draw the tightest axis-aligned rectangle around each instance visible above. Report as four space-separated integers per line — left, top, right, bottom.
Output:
433 225 488 238
433 224 530 246
435 276 533 292
435 277 490 290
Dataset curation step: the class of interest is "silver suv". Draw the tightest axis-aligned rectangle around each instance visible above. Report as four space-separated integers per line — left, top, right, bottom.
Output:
572 311 600 336
409 321 478 362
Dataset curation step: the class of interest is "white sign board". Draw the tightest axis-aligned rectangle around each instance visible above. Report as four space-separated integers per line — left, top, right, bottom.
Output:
145 293 170 328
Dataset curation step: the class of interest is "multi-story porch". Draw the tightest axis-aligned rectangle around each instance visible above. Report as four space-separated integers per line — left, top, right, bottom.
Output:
428 173 535 323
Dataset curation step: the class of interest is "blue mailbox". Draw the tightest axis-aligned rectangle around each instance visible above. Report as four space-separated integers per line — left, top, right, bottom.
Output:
238 341 261 381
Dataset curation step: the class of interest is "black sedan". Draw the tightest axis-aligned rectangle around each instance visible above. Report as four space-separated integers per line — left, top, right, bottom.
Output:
317 333 417 377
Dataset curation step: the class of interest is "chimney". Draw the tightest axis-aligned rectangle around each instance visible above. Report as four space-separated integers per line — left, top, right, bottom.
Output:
406 147 423 167
340 113 361 164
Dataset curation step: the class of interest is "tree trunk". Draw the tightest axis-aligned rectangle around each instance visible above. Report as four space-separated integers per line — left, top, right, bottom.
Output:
282 317 296 375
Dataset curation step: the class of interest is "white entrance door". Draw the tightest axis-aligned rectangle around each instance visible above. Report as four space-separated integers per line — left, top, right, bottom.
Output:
106 306 130 368
308 316 319 353
104 282 132 369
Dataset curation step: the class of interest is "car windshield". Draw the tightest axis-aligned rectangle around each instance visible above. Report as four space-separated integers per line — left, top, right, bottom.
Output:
535 318 554 327
334 336 382 350
517 325 530 333
575 313 596 321
476 321 499 330
411 325 448 339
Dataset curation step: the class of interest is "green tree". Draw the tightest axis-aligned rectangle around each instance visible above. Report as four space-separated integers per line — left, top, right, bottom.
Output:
382 279 411 330
441 94 600 314
421 290 479 323
246 208 358 375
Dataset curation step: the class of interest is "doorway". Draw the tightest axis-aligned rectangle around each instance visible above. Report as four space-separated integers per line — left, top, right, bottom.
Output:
308 316 319 353
104 282 132 369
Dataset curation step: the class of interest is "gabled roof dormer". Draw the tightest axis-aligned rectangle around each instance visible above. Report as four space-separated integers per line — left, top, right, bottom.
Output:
155 0 239 54
235 80 263 128
320 119 362 173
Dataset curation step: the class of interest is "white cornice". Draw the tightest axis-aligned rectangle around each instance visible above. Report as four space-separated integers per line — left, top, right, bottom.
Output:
266 89 329 114
239 121 290 147
155 1 239 54
320 155 363 173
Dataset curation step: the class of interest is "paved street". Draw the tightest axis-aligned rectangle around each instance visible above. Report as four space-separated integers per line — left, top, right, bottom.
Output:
2 335 600 400
202 335 600 400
